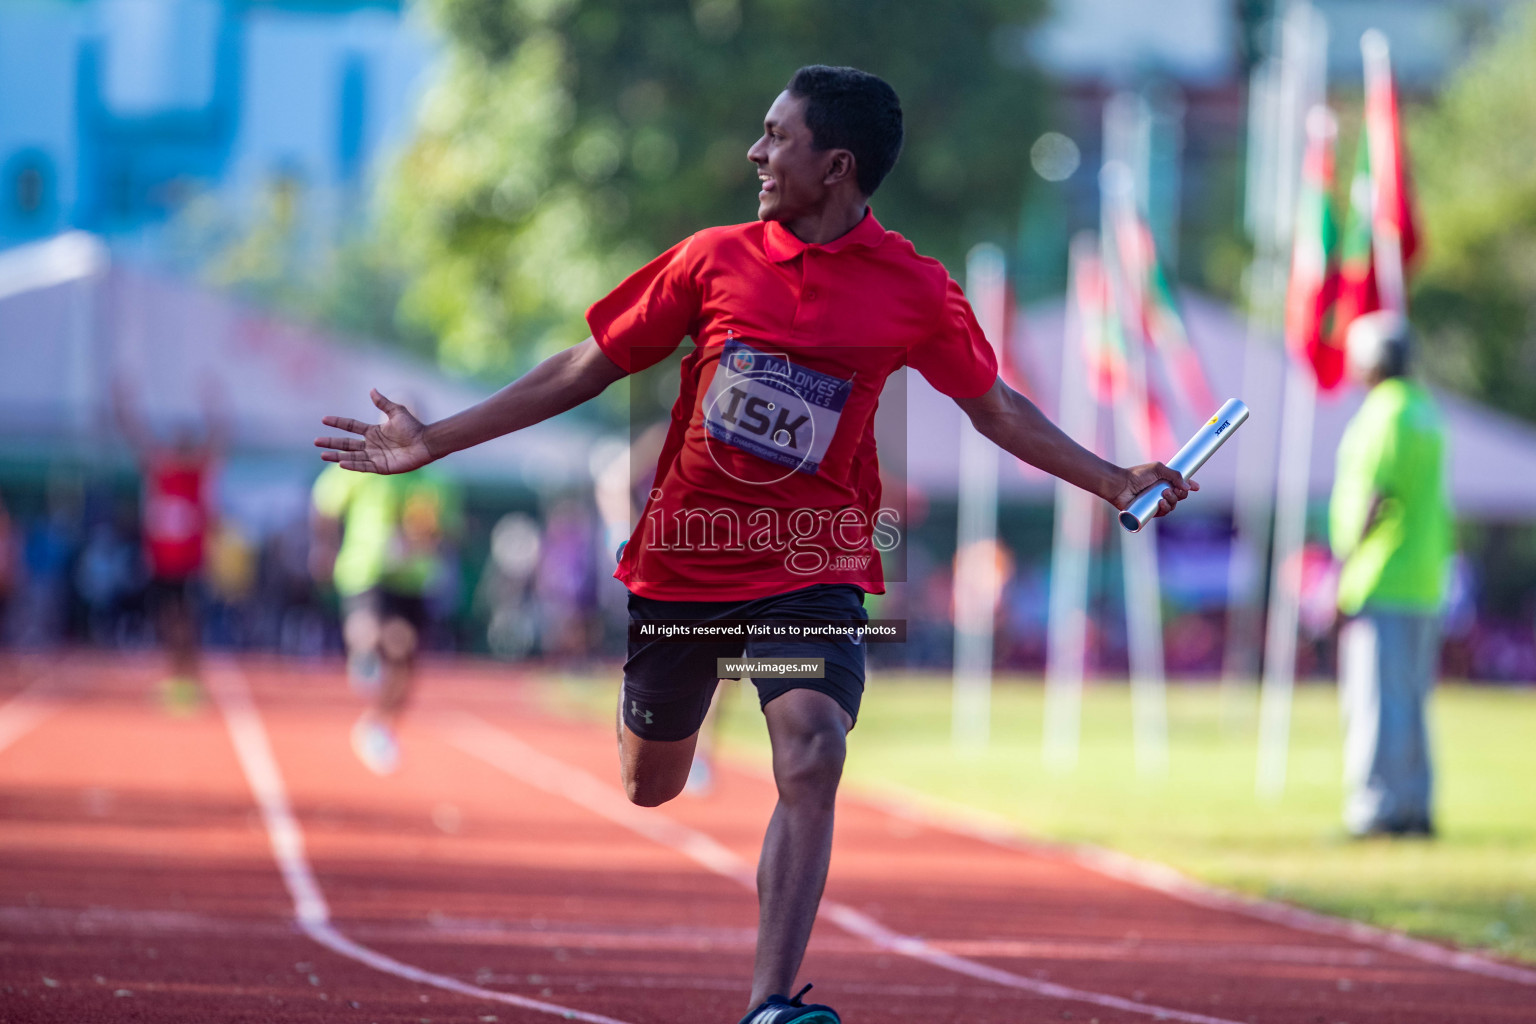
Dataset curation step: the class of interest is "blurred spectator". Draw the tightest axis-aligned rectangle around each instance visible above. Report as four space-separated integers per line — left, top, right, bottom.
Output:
534 497 600 661
1295 541 1342 677
310 455 462 776
74 521 140 646
951 538 1015 632
114 380 225 712
1329 312 1452 839
1000 562 1050 671
0 489 15 641
205 521 259 647
14 475 84 648
476 512 542 659
259 513 330 656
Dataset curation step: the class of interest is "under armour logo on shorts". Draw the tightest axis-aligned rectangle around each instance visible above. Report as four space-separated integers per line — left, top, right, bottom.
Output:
631 700 654 725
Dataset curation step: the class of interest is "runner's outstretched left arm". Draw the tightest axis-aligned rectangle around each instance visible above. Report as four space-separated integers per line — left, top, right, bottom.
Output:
954 377 1196 518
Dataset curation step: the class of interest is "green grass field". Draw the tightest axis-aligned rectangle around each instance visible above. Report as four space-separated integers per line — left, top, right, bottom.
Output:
544 672 1536 963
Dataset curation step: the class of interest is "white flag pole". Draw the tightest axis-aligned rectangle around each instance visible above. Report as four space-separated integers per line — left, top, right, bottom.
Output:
1043 233 1102 772
1221 56 1286 714
1103 185 1170 778
1102 92 1170 776
952 243 1007 752
1255 1 1329 799
1256 358 1316 797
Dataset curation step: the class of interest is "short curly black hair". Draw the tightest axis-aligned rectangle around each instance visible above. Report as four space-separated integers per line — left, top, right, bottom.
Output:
786 65 904 197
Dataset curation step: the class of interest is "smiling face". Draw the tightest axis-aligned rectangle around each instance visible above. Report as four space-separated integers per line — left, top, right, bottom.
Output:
747 90 843 225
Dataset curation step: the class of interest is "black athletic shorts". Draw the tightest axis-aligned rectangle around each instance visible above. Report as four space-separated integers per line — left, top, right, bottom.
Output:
622 584 868 742
341 587 429 634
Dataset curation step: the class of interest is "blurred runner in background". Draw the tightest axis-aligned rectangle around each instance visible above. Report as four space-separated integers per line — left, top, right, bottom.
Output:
310 425 461 775
114 381 224 712
1331 312 1452 838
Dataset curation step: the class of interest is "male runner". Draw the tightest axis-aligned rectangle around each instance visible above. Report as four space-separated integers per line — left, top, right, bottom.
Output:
310 457 460 775
317 66 1193 1024
115 381 223 712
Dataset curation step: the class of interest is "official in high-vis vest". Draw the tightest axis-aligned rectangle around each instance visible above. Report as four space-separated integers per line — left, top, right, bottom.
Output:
1330 311 1453 838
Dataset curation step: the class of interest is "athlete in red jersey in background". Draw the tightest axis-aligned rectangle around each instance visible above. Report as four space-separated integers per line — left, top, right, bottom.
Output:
115 381 224 711
317 67 1196 1024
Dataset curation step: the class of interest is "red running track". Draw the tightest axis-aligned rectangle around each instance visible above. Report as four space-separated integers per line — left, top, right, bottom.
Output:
0 652 1532 1024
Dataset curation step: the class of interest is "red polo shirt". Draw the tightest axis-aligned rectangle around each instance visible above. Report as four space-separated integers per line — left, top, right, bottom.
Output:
588 209 998 601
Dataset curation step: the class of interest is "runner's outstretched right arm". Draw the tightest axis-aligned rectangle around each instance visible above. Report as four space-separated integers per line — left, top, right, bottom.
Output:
314 337 626 475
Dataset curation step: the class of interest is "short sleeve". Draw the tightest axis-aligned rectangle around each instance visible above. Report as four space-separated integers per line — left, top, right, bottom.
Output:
906 276 999 399
586 235 701 374
311 465 357 519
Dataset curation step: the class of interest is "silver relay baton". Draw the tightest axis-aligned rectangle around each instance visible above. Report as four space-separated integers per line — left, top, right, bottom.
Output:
1119 398 1251 533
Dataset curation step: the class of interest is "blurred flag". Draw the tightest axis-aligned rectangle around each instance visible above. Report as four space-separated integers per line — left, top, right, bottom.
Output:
1073 249 1123 402
1141 380 1176 462
1331 32 1421 353
1114 209 1217 417
1285 106 1342 388
1074 243 1168 458
1331 140 1376 357
1364 30 1420 290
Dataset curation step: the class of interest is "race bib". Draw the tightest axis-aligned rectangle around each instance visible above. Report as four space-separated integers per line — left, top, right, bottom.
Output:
702 338 853 477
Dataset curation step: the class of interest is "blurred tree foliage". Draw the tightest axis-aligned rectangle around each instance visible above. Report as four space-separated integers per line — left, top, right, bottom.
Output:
1410 3 1536 424
176 175 438 362
384 0 1050 376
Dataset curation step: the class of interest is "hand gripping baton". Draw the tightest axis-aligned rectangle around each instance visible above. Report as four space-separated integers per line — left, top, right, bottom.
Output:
1119 399 1251 533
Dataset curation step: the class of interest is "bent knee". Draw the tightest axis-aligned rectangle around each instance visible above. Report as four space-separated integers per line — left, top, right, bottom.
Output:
623 771 686 807
618 732 695 808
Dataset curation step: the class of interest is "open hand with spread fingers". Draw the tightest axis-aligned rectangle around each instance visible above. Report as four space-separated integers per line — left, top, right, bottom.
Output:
314 389 435 475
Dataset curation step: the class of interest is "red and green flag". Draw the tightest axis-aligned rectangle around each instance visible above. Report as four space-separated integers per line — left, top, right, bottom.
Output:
1142 241 1217 416
1285 106 1342 388
1075 239 1174 458
1364 30 1420 274
1112 207 1217 417
1074 249 1125 404
1330 32 1421 358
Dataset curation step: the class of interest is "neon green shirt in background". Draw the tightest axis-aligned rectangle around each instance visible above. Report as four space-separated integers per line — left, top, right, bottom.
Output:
1329 378 1452 615
311 466 462 598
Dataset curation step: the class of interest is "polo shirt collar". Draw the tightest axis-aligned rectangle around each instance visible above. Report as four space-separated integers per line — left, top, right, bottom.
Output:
763 207 885 262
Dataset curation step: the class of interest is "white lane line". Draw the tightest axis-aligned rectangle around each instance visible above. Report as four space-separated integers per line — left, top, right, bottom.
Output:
445 712 1247 1024
206 665 635 1024
467 972 1141 1000
863 784 1536 988
0 903 1384 967
0 666 62 756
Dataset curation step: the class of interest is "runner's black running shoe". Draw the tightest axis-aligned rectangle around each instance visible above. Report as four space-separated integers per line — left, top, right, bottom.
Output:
737 984 840 1024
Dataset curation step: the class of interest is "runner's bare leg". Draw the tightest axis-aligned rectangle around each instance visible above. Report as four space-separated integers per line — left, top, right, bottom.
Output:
160 594 199 681
375 615 418 724
617 706 701 806
750 687 850 1007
